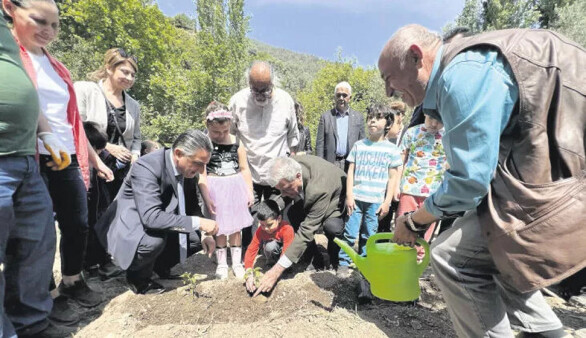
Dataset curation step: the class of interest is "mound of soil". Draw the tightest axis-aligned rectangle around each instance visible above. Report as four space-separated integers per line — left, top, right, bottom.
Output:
53 235 584 337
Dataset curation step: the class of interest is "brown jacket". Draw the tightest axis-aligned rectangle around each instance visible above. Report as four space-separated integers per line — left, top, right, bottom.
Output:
283 155 346 264
441 29 586 292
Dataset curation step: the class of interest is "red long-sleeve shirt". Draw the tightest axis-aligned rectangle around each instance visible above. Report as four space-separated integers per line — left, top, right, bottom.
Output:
244 221 294 269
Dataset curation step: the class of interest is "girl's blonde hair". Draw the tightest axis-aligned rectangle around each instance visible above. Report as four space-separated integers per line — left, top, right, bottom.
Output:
88 48 138 81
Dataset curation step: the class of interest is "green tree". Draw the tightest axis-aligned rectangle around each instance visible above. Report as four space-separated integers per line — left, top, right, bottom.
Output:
482 0 541 30
194 0 250 104
172 13 197 31
446 0 578 32
50 0 252 143
553 0 585 47
448 0 484 33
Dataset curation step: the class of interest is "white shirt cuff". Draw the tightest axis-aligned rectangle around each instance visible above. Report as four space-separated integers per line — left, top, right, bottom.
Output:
277 255 293 269
191 216 200 231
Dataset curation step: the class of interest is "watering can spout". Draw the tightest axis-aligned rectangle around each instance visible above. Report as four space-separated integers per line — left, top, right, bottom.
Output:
333 238 367 275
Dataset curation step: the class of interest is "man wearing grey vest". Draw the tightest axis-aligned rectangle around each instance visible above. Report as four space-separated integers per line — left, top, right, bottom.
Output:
379 24 585 337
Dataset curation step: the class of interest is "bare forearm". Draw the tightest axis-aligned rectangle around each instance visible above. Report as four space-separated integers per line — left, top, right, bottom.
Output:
37 113 52 134
346 164 355 198
384 168 397 204
412 205 439 225
241 167 254 192
87 142 100 167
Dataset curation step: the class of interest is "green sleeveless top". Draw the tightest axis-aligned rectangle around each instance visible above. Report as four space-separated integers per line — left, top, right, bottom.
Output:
0 16 40 157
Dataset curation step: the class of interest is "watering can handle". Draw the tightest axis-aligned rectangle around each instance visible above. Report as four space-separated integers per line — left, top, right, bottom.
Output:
365 232 395 247
365 233 430 276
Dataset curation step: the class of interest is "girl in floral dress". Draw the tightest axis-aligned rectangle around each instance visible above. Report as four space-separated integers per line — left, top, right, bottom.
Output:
396 115 447 249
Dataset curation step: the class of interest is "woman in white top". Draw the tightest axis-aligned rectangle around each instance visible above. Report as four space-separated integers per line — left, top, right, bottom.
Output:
3 0 111 326
74 48 141 196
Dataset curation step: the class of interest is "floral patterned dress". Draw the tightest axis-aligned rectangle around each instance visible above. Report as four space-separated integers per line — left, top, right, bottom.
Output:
399 124 447 197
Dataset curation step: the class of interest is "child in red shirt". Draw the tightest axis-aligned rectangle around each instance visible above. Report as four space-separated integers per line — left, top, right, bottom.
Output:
244 200 294 291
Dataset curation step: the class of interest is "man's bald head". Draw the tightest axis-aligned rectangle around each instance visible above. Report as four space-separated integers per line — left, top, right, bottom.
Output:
377 24 441 107
248 61 273 86
379 24 441 69
248 61 275 106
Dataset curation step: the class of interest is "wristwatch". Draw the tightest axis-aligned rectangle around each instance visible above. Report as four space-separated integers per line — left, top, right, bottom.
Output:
403 211 429 233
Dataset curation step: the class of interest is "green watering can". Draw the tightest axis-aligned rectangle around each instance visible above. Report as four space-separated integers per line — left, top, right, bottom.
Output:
334 232 430 302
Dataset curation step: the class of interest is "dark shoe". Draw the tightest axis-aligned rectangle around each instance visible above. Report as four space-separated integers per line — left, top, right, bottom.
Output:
128 278 166 295
357 278 375 304
517 327 570 338
309 252 326 271
98 262 124 280
336 266 352 279
20 322 76 338
48 295 80 326
58 279 103 308
155 269 183 280
85 265 101 281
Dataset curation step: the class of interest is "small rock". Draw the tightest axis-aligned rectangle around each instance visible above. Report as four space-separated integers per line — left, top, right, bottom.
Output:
411 319 423 330
569 294 586 308
574 328 586 338
252 294 268 304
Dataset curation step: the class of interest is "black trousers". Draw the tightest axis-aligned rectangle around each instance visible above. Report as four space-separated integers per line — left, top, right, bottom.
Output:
126 230 202 282
377 200 399 233
284 200 345 269
85 170 112 268
40 155 88 277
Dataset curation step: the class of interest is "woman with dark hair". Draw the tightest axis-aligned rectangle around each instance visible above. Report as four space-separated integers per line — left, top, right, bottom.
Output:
2 0 112 327
290 101 312 155
74 47 141 195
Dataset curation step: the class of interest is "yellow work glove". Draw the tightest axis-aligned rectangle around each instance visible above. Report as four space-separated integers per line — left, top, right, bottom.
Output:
38 132 71 170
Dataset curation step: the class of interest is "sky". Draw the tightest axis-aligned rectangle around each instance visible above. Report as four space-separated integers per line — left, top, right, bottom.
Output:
156 0 465 66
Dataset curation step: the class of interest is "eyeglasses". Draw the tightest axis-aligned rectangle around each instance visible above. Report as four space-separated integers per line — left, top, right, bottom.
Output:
118 48 138 64
250 85 273 98
335 93 349 99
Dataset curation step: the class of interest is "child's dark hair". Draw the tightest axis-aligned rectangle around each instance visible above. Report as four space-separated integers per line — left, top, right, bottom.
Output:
205 101 232 125
366 103 397 133
141 140 161 156
83 121 107 150
257 200 282 221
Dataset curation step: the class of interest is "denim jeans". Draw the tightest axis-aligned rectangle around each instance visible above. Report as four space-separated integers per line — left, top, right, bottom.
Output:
40 155 89 277
0 156 55 337
338 200 380 267
431 210 562 337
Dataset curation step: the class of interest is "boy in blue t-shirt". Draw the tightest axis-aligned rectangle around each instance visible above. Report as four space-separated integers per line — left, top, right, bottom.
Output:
338 104 403 278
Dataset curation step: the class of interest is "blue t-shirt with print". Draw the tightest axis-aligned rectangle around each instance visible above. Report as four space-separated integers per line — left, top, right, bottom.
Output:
346 138 402 204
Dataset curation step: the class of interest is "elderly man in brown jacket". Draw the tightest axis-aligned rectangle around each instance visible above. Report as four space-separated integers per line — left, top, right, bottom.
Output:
379 24 585 337
250 155 346 296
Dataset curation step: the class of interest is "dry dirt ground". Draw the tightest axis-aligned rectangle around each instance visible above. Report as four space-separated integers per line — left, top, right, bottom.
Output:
54 235 585 338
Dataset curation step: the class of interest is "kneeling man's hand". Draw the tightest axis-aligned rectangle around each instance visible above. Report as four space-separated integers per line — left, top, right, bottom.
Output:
199 218 218 236
253 264 284 297
202 236 216 258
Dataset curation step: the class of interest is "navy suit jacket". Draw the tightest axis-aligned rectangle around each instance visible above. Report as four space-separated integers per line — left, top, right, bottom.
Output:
95 148 193 270
315 108 365 163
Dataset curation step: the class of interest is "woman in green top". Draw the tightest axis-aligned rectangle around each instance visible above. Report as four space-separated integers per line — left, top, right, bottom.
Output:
0 13 65 337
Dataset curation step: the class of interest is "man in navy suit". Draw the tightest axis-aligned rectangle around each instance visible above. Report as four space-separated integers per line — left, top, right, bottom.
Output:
315 81 365 172
97 130 218 294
